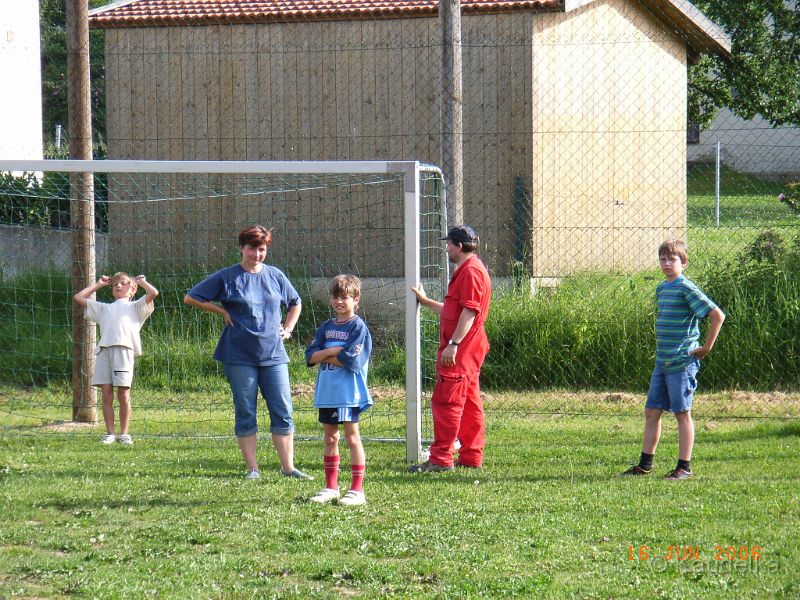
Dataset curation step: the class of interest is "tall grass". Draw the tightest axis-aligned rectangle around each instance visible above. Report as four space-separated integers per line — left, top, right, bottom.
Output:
482 274 656 390
2 242 800 392
0 270 73 386
479 237 800 392
697 237 800 389
0 269 410 389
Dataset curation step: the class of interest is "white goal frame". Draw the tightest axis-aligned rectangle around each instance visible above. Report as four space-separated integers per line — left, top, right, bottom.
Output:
0 159 443 463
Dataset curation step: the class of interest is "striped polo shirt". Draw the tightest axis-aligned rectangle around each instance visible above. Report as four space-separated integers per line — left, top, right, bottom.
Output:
655 275 717 373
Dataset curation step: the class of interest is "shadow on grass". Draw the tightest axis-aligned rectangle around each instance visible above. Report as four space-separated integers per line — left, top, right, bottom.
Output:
379 468 618 485
701 421 800 443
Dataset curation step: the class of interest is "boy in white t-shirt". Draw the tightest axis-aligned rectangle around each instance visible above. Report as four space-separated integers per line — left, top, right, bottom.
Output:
74 272 159 445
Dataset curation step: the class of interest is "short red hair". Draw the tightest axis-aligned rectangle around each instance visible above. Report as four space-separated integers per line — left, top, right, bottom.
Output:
238 225 272 248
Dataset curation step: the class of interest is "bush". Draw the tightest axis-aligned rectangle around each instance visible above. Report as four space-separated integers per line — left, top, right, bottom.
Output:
742 229 785 263
699 230 800 388
0 170 109 231
0 172 60 227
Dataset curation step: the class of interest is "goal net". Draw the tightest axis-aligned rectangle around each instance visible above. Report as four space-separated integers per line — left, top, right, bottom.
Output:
0 160 447 461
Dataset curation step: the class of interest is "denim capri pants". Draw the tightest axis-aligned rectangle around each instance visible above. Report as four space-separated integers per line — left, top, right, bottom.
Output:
223 362 294 436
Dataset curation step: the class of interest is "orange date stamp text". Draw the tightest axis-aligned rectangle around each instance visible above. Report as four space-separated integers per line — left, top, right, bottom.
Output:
628 545 762 562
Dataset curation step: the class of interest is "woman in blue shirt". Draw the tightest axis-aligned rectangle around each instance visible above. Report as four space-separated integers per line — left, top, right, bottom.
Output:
185 225 312 481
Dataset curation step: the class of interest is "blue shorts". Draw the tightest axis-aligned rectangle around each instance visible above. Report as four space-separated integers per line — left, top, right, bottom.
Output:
223 363 294 436
645 361 700 414
318 406 363 425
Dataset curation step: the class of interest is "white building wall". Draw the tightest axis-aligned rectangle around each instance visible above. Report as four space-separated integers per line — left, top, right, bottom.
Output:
0 0 43 159
688 108 800 179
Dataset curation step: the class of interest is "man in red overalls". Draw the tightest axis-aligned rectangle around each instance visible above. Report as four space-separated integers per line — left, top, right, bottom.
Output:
409 225 491 472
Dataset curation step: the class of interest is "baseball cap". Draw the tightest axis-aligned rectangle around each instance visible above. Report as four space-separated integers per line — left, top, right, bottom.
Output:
440 225 479 245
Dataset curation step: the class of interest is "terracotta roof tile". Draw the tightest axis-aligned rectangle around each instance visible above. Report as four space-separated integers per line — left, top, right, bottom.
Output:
90 0 562 28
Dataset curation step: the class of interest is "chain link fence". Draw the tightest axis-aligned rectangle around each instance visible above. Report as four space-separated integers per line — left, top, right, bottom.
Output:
2 1 799 427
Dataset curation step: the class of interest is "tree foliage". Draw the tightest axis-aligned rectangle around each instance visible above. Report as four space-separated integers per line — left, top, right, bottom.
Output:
690 1 800 127
40 0 106 142
0 171 69 228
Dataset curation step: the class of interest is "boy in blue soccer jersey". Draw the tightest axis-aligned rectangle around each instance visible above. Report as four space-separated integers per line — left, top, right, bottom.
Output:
305 275 373 506
622 240 725 480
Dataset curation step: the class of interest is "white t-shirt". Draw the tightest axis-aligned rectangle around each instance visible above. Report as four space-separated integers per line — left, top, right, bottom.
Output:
85 296 155 356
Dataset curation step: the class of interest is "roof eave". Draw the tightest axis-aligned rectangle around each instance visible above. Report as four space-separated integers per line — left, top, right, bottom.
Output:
565 0 731 59
88 0 141 19
88 1 561 29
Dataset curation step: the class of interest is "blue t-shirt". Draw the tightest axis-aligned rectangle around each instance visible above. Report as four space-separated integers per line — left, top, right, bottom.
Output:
187 264 301 366
305 316 373 410
655 275 717 373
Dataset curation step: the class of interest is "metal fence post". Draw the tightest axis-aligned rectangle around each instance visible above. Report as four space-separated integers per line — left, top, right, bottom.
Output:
715 141 721 226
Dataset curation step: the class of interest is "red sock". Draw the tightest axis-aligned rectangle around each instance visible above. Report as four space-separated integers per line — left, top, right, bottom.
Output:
350 464 365 492
324 454 340 490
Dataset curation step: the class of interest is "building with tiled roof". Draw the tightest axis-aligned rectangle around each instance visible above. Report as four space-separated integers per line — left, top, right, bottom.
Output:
90 0 730 276
91 0 562 26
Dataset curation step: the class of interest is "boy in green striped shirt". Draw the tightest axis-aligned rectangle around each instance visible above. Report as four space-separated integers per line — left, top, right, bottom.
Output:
622 240 725 480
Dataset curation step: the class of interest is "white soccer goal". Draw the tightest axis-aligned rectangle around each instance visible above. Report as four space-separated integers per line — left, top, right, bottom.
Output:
0 159 448 462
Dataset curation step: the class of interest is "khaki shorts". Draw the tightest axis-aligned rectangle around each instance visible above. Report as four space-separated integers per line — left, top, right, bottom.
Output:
92 346 135 388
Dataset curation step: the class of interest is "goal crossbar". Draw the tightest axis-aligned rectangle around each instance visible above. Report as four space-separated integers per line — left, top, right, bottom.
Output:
0 159 424 176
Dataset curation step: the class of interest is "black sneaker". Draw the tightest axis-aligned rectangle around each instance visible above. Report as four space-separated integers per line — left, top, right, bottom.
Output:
621 465 652 476
665 468 693 480
408 460 454 473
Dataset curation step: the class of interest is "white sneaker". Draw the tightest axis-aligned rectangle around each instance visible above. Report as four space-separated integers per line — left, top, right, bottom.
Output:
309 488 340 504
117 434 133 446
338 490 366 506
245 469 261 480
100 433 116 445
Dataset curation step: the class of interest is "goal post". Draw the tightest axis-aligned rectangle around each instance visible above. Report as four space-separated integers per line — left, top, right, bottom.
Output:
402 162 423 464
0 159 447 461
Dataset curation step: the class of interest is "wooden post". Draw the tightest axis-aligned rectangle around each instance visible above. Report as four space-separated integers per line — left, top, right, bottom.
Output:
440 0 465 224
66 0 97 422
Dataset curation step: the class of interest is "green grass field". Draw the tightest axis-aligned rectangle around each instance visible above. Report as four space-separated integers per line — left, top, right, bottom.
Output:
1 166 798 597
1 404 798 599
687 164 797 268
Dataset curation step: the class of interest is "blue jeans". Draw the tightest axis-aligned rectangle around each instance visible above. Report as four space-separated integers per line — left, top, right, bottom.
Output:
645 361 700 414
223 363 294 436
